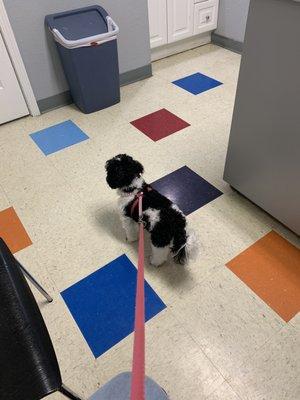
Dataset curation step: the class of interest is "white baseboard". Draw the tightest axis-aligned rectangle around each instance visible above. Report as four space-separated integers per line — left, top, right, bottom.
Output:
151 32 211 62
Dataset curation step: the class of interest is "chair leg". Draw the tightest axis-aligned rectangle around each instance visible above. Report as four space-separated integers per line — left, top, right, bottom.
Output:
60 384 84 400
16 260 53 303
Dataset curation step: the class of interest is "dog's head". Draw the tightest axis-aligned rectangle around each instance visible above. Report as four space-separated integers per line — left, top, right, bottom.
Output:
105 154 144 189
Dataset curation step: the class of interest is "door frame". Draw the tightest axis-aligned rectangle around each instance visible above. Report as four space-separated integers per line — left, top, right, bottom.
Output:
0 0 40 116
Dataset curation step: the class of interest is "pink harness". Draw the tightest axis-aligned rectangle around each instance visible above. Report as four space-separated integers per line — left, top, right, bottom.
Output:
130 186 152 219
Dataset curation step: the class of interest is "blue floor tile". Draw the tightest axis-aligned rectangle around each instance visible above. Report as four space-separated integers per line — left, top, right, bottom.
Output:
172 72 222 95
151 166 222 215
30 120 89 155
61 255 166 358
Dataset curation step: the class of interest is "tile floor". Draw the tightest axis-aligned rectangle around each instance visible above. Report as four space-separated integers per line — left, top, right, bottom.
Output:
0 44 299 400
151 166 223 215
61 254 166 358
172 72 222 95
130 108 190 141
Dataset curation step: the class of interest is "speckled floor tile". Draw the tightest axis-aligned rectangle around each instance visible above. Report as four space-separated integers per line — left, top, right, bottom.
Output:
58 310 224 400
48 138 114 209
0 126 46 181
42 294 95 381
152 44 240 84
48 122 152 209
2 175 81 243
165 84 235 129
289 313 300 331
31 202 141 291
208 191 279 235
107 75 182 123
206 381 241 400
12 244 57 305
127 243 202 306
228 324 300 400
0 185 10 210
186 195 271 274
170 267 284 379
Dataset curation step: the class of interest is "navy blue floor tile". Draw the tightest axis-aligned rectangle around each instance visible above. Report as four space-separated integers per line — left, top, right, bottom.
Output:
172 72 222 95
151 166 222 215
61 255 166 358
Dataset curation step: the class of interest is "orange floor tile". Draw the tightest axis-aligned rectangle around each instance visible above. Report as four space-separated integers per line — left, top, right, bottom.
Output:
226 231 300 322
0 207 32 253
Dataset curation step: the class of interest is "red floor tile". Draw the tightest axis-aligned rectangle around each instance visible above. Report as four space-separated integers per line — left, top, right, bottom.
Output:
226 231 300 322
130 108 190 141
0 207 32 253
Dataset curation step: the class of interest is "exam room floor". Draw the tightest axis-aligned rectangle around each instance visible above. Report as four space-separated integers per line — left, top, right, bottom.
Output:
1 44 299 399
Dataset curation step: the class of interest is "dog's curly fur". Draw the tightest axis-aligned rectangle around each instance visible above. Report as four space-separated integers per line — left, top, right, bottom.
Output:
105 154 197 266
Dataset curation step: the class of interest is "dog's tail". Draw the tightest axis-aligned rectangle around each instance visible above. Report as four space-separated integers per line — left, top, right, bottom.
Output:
172 227 198 265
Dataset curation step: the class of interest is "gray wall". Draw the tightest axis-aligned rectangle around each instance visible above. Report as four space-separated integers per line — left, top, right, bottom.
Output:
4 0 151 102
215 0 250 43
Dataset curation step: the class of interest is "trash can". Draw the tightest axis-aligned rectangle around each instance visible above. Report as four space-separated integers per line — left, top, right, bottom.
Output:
45 5 120 114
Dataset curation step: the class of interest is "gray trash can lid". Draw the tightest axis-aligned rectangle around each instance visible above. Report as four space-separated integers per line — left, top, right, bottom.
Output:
45 5 109 40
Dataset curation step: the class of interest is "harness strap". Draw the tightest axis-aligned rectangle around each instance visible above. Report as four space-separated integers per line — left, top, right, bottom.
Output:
130 192 145 400
130 186 152 218
130 196 140 219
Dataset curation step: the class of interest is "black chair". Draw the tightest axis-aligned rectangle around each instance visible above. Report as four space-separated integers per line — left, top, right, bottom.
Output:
0 237 83 400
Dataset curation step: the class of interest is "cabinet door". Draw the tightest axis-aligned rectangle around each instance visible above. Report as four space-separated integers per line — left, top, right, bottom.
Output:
148 0 168 48
194 0 219 35
167 0 194 43
0 32 28 124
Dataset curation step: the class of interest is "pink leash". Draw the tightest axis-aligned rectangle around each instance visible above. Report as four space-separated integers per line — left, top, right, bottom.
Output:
130 192 145 400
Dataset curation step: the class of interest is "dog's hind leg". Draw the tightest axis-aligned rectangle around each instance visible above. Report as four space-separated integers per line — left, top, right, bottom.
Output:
121 216 138 242
150 244 170 267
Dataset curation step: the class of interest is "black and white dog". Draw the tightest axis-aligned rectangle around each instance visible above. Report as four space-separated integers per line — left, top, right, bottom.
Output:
105 154 197 266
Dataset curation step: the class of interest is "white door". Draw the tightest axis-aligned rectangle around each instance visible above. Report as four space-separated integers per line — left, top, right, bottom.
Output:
148 0 168 48
167 0 194 43
194 0 219 35
0 32 28 124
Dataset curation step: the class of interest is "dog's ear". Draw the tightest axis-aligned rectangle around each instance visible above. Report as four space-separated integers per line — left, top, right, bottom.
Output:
118 154 144 176
105 158 114 172
132 159 144 176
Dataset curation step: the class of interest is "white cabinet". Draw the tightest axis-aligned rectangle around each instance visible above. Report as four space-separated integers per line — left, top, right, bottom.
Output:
147 0 219 50
148 0 168 48
194 0 219 35
167 0 194 43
